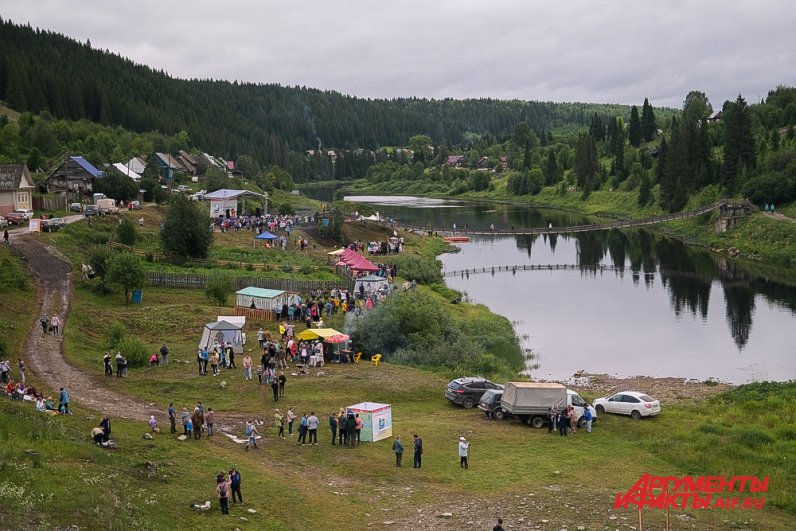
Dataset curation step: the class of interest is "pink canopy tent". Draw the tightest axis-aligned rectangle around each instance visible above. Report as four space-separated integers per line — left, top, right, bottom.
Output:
349 256 380 272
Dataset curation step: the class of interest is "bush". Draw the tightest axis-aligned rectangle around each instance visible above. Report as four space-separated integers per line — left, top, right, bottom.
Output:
116 218 137 245
105 322 128 350
116 336 150 368
205 275 233 306
391 254 443 284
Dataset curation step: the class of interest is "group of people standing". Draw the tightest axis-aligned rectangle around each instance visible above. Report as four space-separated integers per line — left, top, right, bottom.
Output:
547 404 592 436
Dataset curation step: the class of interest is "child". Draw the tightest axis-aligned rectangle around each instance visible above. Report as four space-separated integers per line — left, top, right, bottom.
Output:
186 418 193 437
264 366 273 385
256 365 263 384
149 415 157 432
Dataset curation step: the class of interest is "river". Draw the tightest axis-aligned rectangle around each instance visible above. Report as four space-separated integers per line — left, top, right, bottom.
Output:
335 195 795 384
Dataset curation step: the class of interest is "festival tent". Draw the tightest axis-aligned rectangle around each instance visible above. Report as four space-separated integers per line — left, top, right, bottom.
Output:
296 328 349 342
349 257 380 272
199 320 244 353
348 402 393 442
254 231 277 248
354 274 388 293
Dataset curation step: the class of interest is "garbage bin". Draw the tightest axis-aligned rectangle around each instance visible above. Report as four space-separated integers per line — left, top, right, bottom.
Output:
131 289 143 304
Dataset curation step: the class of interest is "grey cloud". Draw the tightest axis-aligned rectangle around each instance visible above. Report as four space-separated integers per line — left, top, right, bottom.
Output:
1 0 793 108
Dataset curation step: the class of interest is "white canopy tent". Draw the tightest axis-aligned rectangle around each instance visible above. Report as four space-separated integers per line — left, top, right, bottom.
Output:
199 320 244 354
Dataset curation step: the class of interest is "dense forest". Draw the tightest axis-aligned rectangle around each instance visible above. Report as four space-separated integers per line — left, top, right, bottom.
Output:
0 18 649 162
0 17 794 210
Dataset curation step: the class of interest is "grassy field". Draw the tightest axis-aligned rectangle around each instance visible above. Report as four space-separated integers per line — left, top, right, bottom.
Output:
0 245 37 372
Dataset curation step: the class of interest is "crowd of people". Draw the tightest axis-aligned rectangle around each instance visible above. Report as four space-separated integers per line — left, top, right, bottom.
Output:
1 363 71 416
547 403 593 435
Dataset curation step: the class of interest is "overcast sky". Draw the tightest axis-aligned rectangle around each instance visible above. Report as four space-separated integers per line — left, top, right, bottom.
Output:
2 0 793 108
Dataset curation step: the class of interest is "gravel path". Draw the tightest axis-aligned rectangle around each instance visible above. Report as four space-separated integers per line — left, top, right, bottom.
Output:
13 234 156 421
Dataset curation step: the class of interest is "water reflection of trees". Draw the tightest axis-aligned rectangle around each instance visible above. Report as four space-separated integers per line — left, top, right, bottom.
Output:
515 227 796 350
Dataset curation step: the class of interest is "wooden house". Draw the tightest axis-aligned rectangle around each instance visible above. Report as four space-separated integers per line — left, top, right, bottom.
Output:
177 150 198 175
0 163 34 216
45 156 103 199
446 155 466 168
155 153 182 181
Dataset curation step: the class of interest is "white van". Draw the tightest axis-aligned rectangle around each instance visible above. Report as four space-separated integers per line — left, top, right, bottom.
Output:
96 198 119 214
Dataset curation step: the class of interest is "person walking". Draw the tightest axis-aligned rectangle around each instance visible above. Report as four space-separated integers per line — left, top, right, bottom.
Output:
274 409 285 439
3 229 8 245
206 408 215 436
168 403 177 433
548 403 558 434
50 314 62 336
243 354 253 381
458 436 470 469
149 415 158 433
412 434 423 468
216 472 231 515
229 467 243 505
328 412 338 445
159 344 169 366
227 344 236 369
307 412 319 445
245 420 260 451
271 378 279 402
17 358 25 384
278 371 286 398
584 406 593 433
392 435 404 467
39 315 49 334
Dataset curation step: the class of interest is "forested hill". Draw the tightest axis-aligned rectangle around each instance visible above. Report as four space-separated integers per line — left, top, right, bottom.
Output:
2 18 646 162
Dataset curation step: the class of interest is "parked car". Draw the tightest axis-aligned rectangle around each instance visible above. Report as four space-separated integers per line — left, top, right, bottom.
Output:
445 377 503 409
84 205 101 217
42 217 67 232
176 185 192 192
128 200 142 210
96 198 119 214
478 389 505 420
5 211 27 225
18 209 35 220
69 203 83 213
593 391 660 420
0 216 8 227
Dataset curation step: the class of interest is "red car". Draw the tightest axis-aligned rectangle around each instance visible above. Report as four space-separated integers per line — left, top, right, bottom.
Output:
4 211 27 225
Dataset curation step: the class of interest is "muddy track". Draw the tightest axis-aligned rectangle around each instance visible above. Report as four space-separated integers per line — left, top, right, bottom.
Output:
13 235 156 421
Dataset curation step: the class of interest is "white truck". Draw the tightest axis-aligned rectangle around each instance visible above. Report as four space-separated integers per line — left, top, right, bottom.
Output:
96 198 119 214
500 382 596 429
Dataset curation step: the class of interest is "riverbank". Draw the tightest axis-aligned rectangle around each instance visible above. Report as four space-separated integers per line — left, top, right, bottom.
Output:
334 179 796 271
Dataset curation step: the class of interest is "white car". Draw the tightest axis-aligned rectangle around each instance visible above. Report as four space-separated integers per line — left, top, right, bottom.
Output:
593 391 660 420
0 216 7 227
14 209 35 220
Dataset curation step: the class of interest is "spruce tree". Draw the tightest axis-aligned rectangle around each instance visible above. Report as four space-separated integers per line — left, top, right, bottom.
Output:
641 98 657 141
629 106 642 147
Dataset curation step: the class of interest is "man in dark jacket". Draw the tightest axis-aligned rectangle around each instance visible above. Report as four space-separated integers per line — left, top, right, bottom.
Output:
229 467 243 504
100 416 111 442
346 411 356 448
329 413 338 445
413 434 423 468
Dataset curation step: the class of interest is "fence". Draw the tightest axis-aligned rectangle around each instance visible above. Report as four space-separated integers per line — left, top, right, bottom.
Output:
33 195 67 212
147 271 353 293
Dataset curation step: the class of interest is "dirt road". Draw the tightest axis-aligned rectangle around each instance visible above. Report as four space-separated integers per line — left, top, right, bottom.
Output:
13 234 156 421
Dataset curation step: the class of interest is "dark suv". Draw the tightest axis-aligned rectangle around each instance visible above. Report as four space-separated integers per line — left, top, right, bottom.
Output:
445 377 503 409
478 389 505 420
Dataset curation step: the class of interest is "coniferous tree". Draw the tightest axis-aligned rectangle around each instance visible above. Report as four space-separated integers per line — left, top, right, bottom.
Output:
575 133 598 192
722 95 756 193
628 106 642 147
641 98 657 141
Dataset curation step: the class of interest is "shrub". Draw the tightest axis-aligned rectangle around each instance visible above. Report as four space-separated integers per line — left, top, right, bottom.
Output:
116 336 150 368
105 322 128 350
391 254 443 284
116 218 138 245
205 275 233 306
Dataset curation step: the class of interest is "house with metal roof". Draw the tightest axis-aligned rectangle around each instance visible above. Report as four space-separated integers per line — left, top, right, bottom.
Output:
45 156 103 199
154 153 185 181
111 163 142 181
0 163 34 216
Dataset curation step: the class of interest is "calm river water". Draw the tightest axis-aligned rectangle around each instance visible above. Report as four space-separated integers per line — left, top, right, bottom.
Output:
339 195 796 384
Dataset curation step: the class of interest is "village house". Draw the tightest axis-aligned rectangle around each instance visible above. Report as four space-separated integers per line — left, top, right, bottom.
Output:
177 150 198 176
155 153 183 181
111 163 142 181
125 156 147 175
0 163 34 216
707 110 723 123
446 155 466 168
477 156 490 170
45 156 103 199
499 156 508 170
